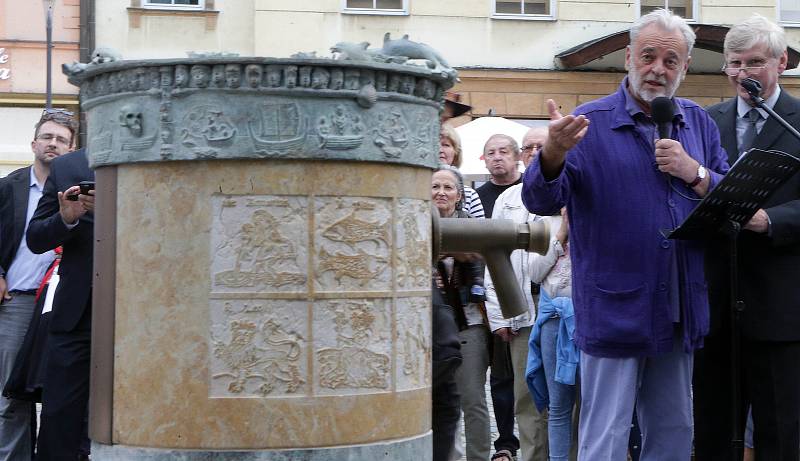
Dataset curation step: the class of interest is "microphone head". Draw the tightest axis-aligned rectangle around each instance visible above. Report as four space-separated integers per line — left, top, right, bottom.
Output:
740 78 763 97
651 97 674 124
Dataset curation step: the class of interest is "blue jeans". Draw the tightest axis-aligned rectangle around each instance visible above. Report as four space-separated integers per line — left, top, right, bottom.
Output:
540 317 576 461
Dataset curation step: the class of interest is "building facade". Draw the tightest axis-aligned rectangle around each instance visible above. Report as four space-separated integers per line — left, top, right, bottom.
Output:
95 0 800 127
0 0 82 177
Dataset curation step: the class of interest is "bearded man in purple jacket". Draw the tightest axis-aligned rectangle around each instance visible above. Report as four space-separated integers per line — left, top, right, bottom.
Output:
522 9 731 461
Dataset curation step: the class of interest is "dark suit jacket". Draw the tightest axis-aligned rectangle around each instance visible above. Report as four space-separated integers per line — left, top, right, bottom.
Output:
26 149 94 333
705 91 800 341
0 166 34 277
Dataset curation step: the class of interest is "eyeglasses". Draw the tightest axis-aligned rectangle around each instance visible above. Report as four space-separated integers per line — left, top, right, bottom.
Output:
36 133 72 145
722 64 768 76
521 143 542 153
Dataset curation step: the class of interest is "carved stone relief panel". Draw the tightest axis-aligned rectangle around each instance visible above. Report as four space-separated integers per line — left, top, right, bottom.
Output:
313 298 392 395
180 104 238 159
395 297 431 390
210 195 308 294
314 197 392 292
209 299 308 397
317 103 365 151
372 108 409 159
395 199 430 291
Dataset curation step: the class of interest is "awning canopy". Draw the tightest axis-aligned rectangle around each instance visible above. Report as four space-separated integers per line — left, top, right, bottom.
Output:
556 24 800 70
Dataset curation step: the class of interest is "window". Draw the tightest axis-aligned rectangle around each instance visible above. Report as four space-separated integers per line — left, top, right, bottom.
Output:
143 0 203 9
129 0 217 29
638 0 696 21
343 0 408 15
780 0 800 24
493 0 555 19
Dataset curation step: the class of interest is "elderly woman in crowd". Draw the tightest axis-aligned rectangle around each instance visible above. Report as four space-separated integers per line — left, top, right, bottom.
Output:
439 125 484 219
432 164 491 460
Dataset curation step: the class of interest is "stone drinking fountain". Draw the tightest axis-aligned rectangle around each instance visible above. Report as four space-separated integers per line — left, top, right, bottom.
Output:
64 36 548 460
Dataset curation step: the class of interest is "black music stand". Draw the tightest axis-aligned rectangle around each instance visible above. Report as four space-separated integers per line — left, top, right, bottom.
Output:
665 147 800 461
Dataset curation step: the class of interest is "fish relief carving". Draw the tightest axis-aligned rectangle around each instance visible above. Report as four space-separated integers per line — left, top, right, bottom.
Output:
317 247 388 286
317 104 365 150
317 300 389 389
214 209 307 289
322 207 389 248
247 103 307 156
373 108 409 158
211 318 305 396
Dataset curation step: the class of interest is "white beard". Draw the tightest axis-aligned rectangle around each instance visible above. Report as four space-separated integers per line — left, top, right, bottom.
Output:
628 70 683 103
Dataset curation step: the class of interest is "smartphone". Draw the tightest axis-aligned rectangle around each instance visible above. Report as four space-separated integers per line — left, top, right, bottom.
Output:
66 181 95 201
79 181 95 195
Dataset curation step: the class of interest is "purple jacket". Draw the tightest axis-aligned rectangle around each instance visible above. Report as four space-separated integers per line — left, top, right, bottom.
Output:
522 81 730 357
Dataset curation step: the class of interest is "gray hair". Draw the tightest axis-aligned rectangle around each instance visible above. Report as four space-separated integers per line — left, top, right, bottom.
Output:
630 8 696 55
483 133 520 158
724 14 786 59
435 164 465 212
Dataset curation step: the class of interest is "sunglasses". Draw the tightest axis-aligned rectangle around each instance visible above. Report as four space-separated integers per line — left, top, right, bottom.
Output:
42 108 75 117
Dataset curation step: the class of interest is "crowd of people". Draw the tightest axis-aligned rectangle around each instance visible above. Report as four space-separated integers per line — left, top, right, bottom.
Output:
0 7 798 461
0 107 94 460
433 10 800 461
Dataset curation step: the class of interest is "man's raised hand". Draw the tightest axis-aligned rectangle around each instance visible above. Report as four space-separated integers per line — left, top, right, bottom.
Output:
540 99 589 178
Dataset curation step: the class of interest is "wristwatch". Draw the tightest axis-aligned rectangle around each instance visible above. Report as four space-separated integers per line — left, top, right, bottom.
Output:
687 164 707 187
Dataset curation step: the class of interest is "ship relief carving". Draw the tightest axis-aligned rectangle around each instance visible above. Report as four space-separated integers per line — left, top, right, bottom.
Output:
317 104 364 150
396 200 431 290
396 297 431 389
210 300 307 397
180 105 238 158
248 103 307 156
211 196 308 293
315 299 391 392
314 198 391 291
373 108 409 158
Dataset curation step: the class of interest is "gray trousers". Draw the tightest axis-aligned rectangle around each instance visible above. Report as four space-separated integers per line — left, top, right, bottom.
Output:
454 325 491 461
510 326 549 461
0 294 36 461
578 341 693 461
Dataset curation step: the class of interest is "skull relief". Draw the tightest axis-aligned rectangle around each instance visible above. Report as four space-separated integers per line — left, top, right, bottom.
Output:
120 105 143 137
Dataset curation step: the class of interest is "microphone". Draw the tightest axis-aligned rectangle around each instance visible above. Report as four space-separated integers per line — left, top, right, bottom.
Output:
740 77 763 101
651 97 674 140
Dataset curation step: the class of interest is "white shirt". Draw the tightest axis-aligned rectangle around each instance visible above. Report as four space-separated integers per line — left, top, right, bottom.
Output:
484 184 542 332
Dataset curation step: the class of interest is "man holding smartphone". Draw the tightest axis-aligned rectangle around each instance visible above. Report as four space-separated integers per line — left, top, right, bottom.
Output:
0 108 77 460
26 145 94 461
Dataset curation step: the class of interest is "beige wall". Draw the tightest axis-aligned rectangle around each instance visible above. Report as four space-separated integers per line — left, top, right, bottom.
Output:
95 1 800 71
96 0 256 59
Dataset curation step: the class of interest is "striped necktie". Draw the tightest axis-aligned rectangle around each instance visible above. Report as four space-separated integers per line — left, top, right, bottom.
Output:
739 108 762 156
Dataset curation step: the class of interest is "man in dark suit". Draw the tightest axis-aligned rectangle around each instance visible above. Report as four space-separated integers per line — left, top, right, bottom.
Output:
0 109 76 460
26 147 94 461
694 15 800 461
